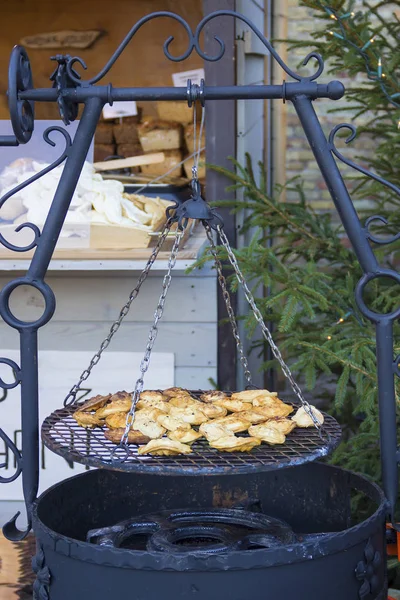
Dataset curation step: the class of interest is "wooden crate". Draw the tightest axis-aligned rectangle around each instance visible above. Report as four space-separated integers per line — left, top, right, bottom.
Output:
90 223 153 249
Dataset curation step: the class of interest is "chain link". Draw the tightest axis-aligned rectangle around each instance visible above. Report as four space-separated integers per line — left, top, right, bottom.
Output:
204 224 252 385
117 227 185 450
217 226 323 431
63 218 174 407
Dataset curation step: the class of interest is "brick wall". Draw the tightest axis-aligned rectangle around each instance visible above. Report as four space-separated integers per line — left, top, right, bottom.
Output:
284 0 377 211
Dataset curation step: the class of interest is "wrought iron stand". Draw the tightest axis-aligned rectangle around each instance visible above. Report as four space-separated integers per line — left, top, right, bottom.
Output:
0 11 398 562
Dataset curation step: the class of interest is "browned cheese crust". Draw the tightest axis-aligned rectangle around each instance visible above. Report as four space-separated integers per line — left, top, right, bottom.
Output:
104 428 150 445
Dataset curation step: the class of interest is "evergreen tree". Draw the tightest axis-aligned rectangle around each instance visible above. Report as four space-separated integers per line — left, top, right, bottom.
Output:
201 1 400 502
291 0 400 225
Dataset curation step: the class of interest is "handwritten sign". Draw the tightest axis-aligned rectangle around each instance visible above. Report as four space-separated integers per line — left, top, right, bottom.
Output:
103 101 138 120
0 349 174 500
172 68 205 87
20 30 103 49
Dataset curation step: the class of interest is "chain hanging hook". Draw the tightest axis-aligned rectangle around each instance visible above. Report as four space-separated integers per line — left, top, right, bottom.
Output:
167 81 224 230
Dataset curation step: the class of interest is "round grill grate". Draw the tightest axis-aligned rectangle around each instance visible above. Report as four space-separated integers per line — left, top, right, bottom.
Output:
41 395 342 476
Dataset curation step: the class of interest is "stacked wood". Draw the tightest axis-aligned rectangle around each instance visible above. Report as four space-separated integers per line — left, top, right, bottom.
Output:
137 117 182 152
113 121 140 146
94 121 115 161
141 149 183 178
94 143 116 162
184 122 206 153
156 101 197 125
93 104 206 181
95 122 114 144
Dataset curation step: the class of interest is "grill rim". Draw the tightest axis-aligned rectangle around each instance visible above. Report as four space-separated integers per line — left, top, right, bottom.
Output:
32 463 388 571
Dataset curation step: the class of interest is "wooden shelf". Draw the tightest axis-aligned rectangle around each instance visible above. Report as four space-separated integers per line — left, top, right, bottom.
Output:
0 227 208 272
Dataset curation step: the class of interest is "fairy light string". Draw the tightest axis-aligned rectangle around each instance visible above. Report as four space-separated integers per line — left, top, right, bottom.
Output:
316 2 400 127
325 310 353 340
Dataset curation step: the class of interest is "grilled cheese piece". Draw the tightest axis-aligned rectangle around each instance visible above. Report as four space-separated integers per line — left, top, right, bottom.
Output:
248 424 286 444
292 405 324 427
138 438 192 456
209 436 261 452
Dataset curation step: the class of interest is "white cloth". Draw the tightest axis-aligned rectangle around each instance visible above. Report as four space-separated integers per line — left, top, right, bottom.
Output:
0 159 150 230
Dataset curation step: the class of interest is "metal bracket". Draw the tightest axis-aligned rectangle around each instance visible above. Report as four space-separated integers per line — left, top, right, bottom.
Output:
166 180 223 230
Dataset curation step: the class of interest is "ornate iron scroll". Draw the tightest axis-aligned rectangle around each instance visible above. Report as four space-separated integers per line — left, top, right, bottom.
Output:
0 9 398 542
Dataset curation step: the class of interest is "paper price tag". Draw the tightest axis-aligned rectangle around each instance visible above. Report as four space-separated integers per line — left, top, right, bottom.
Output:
172 68 205 87
102 101 138 119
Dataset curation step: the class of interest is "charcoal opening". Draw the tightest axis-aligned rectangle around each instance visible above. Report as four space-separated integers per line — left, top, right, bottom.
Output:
174 536 224 546
35 464 384 549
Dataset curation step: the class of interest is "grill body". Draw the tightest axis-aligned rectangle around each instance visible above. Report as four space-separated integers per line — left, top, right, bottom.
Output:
33 462 387 600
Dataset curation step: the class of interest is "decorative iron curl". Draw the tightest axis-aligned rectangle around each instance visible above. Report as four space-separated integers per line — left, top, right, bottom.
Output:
194 10 325 81
0 126 72 252
329 123 400 246
65 10 325 86
0 357 21 389
8 45 35 144
329 123 400 197
364 216 400 246
66 12 195 85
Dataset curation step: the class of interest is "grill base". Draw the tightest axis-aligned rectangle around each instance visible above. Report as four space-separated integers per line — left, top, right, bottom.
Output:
41 397 341 475
33 463 388 600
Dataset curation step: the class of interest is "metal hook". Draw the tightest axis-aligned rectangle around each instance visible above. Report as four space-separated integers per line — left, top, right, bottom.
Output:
3 510 31 541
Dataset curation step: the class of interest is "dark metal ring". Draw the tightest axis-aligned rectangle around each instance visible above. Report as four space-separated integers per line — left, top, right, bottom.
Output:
355 270 400 322
0 278 56 330
282 80 286 104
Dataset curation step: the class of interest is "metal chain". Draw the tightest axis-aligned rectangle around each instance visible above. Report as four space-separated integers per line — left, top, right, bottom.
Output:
217 225 323 430
118 227 185 449
191 102 205 181
63 218 174 407
204 224 252 385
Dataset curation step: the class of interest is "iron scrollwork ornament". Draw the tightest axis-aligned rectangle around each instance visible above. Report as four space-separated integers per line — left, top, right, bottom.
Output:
32 545 51 600
0 126 72 252
63 10 324 87
328 123 400 247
